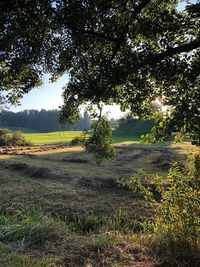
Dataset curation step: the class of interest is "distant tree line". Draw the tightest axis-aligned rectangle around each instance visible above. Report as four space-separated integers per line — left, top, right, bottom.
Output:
0 109 91 132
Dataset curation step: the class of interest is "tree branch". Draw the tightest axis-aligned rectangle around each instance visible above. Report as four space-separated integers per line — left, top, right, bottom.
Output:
130 0 152 19
128 39 200 72
143 39 200 64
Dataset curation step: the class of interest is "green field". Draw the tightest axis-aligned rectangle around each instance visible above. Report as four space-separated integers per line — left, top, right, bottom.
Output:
24 130 141 145
112 119 154 142
1 119 155 145
23 131 83 145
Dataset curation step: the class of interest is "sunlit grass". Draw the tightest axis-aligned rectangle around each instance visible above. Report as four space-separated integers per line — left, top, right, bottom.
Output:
23 131 83 145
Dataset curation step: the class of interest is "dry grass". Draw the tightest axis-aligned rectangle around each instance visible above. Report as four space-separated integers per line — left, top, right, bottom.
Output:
0 142 198 266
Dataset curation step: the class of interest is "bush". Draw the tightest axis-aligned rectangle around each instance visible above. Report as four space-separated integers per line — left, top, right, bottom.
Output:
0 128 30 146
0 128 12 146
124 153 200 266
70 136 82 145
11 131 27 146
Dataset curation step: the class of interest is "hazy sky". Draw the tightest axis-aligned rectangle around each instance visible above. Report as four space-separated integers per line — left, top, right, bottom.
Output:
9 1 193 118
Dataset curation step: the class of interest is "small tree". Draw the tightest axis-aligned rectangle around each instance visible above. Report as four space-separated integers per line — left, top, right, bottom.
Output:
84 117 115 165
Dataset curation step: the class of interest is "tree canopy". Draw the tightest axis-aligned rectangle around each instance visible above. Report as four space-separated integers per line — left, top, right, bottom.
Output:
1 0 200 143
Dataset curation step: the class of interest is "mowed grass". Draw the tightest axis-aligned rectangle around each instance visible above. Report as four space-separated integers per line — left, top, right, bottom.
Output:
23 130 141 145
24 131 83 145
0 141 199 266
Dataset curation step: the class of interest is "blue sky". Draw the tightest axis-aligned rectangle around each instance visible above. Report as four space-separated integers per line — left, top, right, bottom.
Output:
9 1 194 118
10 74 66 112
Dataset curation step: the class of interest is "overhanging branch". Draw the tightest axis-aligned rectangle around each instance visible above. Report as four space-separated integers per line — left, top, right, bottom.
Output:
134 39 200 70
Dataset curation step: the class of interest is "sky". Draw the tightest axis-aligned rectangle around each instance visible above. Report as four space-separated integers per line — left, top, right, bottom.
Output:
9 1 193 118
9 73 126 119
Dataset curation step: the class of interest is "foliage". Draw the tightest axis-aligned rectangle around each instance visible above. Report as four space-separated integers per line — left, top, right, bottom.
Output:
0 128 12 146
0 94 8 111
123 153 200 265
70 136 82 146
143 111 200 145
84 117 116 164
0 128 29 146
11 131 27 146
1 0 199 144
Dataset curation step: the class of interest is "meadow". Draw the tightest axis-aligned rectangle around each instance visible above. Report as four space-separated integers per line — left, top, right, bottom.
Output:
22 130 141 145
0 132 199 267
24 131 83 145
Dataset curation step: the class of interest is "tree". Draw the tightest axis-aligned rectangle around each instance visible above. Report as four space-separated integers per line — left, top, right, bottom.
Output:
1 0 200 144
84 117 115 165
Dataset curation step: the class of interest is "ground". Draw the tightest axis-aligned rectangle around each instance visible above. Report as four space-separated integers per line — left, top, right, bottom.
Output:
0 141 199 266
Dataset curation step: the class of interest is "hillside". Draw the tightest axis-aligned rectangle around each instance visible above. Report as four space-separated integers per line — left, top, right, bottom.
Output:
112 119 155 143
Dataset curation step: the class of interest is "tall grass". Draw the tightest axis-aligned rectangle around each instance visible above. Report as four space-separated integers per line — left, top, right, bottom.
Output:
0 207 64 248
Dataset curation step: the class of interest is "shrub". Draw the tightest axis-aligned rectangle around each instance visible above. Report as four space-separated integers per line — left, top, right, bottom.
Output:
0 128 30 146
11 131 27 146
70 136 82 145
0 128 12 146
124 153 200 266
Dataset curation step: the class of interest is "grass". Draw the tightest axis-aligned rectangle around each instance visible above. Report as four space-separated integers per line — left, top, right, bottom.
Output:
0 208 63 248
0 141 199 266
23 131 83 145
22 129 141 145
112 119 155 144
23 130 141 145
1 120 153 145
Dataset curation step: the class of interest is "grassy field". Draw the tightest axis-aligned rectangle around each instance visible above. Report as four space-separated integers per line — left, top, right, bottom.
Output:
0 140 199 266
24 131 83 145
23 130 141 145
1 119 154 145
